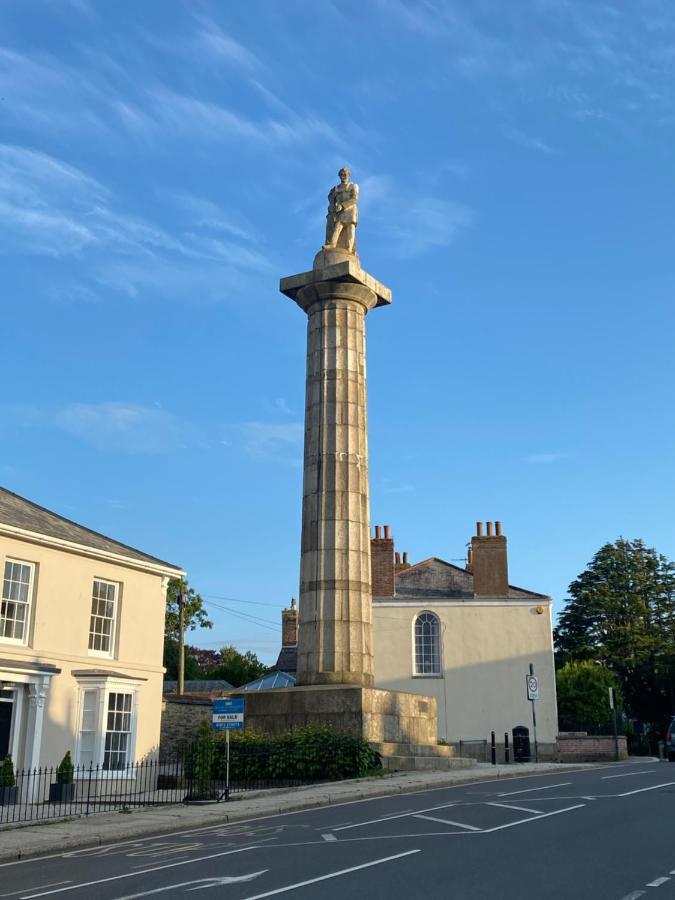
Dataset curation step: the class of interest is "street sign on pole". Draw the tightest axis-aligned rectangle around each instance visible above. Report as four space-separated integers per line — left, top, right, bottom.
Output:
212 698 245 731
212 698 245 801
526 674 539 701
608 686 615 710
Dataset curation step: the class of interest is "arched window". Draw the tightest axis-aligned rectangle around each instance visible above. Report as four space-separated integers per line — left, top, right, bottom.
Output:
414 612 441 675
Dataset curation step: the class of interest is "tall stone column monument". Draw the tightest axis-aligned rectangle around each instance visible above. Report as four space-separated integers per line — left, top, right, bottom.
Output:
280 167 391 687
230 170 442 756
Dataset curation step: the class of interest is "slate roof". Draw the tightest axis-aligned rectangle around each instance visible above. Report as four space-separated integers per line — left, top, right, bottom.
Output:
163 679 233 694
376 557 548 601
0 486 183 573
272 646 298 673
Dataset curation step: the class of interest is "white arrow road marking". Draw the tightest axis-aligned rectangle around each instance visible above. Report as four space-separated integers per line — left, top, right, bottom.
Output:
321 834 337 841
619 782 675 797
414 814 480 830
108 871 269 898
19 847 258 899
238 850 421 900
497 782 572 797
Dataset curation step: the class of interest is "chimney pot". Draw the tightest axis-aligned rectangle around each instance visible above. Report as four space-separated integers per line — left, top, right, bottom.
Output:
395 551 401 564
375 525 382 539
486 521 493 536
384 525 391 540
476 521 483 537
402 551 409 565
495 521 502 536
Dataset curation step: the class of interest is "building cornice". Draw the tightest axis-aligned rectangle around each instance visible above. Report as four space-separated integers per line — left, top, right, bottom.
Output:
0 522 185 579
373 597 553 608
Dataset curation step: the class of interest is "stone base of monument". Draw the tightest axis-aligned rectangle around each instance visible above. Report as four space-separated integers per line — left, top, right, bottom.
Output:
227 684 476 773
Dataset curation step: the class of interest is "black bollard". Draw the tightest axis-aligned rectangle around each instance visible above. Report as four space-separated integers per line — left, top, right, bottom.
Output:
491 731 496 765
504 732 510 763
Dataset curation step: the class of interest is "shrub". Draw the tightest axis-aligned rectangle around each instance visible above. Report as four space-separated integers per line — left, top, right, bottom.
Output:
0 756 15 788
56 751 74 785
185 719 217 800
210 725 379 785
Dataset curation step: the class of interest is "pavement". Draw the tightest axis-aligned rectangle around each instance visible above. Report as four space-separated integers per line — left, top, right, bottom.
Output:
0 761 586 863
1 759 674 899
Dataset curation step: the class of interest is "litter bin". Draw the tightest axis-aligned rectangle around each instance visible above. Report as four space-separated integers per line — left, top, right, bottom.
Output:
512 725 531 763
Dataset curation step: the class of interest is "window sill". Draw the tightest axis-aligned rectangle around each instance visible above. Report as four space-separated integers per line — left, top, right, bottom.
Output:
412 673 444 679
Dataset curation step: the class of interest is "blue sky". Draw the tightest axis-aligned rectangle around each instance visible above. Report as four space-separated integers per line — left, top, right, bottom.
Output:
2 0 675 664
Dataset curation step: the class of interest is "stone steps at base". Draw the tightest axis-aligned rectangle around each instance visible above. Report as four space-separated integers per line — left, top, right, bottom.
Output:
371 742 457 758
378 755 476 772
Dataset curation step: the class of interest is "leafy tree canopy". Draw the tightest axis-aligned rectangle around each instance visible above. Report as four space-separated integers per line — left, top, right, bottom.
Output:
205 645 268 687
165 578 213 641
554 538 675 729
556 661 622 732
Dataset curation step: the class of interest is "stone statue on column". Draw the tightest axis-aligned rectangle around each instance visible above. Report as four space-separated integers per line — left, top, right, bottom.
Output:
324 167 359 254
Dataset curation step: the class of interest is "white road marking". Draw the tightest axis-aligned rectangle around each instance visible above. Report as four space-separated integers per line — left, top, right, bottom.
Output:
481 804 586 833
487 802 543 815
413 814 481 831
19 847 258 898
321 834 337 842
110 871 268 898
0 767 602 869
238 849 421 900
617 891 645 899
602 771 656 780
646 877 670 887
333 801 457 832
619 782 675 797
0 885 71 898
497 782 572 797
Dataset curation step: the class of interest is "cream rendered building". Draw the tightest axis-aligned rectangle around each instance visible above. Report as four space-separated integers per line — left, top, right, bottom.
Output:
0 487 183 771
371 522 558 757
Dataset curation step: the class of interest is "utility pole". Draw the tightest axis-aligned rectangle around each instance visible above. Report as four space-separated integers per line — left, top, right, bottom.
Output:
177 588 185 697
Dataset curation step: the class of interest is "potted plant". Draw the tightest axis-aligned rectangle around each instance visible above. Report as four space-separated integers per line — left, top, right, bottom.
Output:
0 755 17 806
49 751 75 803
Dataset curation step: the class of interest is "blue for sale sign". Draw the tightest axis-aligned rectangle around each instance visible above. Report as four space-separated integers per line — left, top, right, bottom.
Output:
212 697 245 731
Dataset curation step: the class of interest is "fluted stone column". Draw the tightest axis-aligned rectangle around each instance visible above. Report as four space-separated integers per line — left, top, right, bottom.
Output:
280 259 391 688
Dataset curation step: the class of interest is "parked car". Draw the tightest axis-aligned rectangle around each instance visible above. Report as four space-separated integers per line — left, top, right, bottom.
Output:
666 717 675 762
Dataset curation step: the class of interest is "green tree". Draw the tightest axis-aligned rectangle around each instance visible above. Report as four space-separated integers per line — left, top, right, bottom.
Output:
554 539 675 729
206 645 268 687
165 578 213 641
556 661 622 732
163 639 202 681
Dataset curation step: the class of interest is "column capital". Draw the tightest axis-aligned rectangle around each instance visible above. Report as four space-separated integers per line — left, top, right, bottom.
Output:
280 258 392 314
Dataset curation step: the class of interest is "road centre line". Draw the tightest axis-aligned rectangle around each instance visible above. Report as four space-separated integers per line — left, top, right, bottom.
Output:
618 782 675 797
487 802 543 814
481 804 586 833
18 847 258 899
617 892 645 899
110 871 269 899
414 814 481 831
0 886 71 899
238 849 421 900
0 768 603 869
602 771 657 780
646 877 670 887
332 802 458 832
497 782 572 797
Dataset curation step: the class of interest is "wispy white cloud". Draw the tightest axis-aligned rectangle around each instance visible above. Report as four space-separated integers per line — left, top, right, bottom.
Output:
156 188 254 241
196 19 263 72
361 173 472 257
225 421 303 463
504 127 557 154
3 402 194 453
525 452 566 464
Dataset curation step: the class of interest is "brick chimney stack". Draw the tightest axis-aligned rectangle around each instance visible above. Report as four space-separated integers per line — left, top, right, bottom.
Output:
371 524 395 597
471 521 509 597
281 597 298 647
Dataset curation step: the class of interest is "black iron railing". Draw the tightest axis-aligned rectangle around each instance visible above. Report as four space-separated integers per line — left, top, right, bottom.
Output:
0 743 363 825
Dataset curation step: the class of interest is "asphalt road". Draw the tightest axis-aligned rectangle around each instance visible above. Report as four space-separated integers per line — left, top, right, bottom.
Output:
1 761 674 900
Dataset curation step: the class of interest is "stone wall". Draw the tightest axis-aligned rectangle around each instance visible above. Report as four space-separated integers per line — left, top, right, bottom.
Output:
160 697 211 756
557 734 627 762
